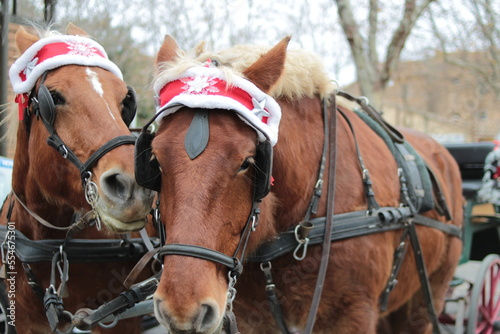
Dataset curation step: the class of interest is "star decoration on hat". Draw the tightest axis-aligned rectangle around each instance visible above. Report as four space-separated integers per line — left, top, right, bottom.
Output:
24 57 39 78
252 97 270 119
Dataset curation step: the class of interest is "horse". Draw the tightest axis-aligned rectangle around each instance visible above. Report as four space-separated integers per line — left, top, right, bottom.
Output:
0 24 155 333
139 35 463 334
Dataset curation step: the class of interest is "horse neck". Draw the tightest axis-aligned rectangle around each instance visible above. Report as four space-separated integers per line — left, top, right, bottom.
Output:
269 96 361 232
269 96 326 230
8 122 75 240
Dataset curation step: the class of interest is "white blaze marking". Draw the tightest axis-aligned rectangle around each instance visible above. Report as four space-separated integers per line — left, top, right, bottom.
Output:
86 68 104 96
85 68 116 121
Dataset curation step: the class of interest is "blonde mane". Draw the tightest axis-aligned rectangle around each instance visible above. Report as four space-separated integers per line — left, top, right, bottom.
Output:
155 42 336 100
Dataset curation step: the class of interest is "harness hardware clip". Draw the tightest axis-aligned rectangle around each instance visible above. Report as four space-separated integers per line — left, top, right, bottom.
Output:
293 222 313 261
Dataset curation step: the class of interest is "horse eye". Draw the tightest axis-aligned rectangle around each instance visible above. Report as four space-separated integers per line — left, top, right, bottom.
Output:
239 158 252 172
50 92 65 106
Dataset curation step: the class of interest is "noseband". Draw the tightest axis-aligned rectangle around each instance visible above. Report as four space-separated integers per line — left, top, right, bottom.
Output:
156 201 259 278
157 198 261 332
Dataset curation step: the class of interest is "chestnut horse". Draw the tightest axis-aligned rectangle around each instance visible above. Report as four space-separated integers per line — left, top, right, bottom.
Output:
0 25 154 333
143 36 462 334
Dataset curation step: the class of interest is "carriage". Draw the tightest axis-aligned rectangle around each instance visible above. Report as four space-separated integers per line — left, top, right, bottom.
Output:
1 24 500 334
439 141 500 334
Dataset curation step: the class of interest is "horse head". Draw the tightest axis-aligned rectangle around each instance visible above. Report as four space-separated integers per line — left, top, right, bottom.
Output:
11 24 154 233
144 35 289 333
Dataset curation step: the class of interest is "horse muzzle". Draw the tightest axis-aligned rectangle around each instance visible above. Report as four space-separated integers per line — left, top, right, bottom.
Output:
93 168 155 232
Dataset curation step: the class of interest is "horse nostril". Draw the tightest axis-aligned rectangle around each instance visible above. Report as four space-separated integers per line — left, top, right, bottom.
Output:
101 171 133 201
194 303 218 332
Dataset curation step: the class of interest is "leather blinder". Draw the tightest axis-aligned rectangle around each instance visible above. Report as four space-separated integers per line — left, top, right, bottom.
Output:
122 86 137 127
254 140 273 201
37 84 56 129
135 130 162 192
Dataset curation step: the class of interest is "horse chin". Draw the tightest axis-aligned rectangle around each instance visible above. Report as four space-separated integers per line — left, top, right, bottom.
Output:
155 316 224 334
153 296 225 334
93 192 153 233
97 212 148 233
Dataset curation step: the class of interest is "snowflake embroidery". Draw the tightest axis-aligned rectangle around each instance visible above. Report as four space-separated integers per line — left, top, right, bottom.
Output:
181 76 219 95
66 41 98 57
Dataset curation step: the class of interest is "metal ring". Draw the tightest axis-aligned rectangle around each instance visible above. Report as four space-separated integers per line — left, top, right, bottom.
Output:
98 316 119 329
359 96 369 105
56 311 75 334
84 179 99 206
147 122 156 133
294 225 306 244
260 261 272 271
331 79 340 93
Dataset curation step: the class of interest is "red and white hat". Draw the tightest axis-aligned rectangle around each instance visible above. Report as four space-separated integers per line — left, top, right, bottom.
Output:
154 64 281 146
9 35 123 94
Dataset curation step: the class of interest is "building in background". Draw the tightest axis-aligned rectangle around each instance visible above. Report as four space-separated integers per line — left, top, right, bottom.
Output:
378 52 499 143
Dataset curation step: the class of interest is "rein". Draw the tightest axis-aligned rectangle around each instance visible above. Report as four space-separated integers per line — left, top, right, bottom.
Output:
10 191 97 232
303 93 337 334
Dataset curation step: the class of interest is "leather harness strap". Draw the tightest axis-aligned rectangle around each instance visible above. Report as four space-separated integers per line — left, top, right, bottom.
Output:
248 209 461 263
158 243 243 275
337 108 380 211
407 220 442 334
0 225 158 263
303 93 338 334
337 90 404 144
252 91 461 333
11 191 72 231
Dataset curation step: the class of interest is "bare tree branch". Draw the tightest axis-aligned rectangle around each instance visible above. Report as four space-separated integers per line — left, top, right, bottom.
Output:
429 0 500 99
368 0 379 69
380 0 434 88
335 0 376 99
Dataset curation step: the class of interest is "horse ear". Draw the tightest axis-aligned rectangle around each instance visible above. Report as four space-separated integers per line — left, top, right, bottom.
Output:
156 35 180 65
66 22 88 36
15 27 39 54
242 36 291 93
194 40 206 57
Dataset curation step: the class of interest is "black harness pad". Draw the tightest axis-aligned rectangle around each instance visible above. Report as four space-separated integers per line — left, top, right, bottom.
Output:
185 110 209 159
354 110 434 213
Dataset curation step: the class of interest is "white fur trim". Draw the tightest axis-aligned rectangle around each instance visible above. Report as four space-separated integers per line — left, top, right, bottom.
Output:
154 66 281 146
9 35 123 94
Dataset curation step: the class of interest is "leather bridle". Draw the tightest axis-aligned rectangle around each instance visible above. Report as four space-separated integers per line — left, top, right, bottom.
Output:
156 170 265 324
28 71 137 189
